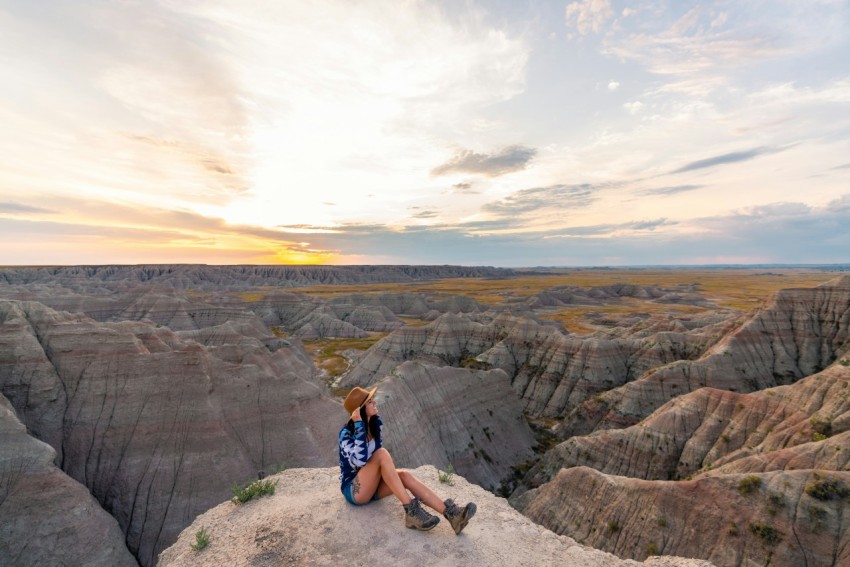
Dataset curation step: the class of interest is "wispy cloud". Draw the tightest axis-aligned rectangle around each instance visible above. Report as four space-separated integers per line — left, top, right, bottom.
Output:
565 0 614 36
544 218 676 237
639 185 704 196
482 184 598 217
409 209 439 219
431 145 537 177
0 202 57 214
450 182 479 194
670 146 784 174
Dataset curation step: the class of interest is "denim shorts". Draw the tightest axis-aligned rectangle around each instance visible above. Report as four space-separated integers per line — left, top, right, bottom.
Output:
341 482 380 506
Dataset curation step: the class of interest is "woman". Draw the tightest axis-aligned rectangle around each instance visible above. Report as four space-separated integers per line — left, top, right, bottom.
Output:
338 386 477 534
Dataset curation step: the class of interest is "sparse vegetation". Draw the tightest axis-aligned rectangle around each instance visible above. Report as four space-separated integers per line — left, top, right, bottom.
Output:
808 505 827 531
749 522 782 546
738 475 762 495
191 527 210 552
645 542 659 556
839 358 849 366
767 492 786 516
607 519 619 533
657 517 667 528
805 476 850 501
438 463 455 486
809 415 832 439
231 478 278 504
728 522 739 536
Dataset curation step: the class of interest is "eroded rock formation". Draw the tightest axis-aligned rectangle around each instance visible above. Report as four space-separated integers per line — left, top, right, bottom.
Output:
562 276 850 437
376 361 536 490
341 310 734 420
0 299 343 566
0 394 138 567
520 365 850 488
514 466 849 567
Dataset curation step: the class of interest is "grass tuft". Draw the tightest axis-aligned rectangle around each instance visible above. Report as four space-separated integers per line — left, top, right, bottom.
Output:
438 463 455 485
749 522 782 546
738 475 762 495
190 527 210 552
231 478 278 505
805 477 850 501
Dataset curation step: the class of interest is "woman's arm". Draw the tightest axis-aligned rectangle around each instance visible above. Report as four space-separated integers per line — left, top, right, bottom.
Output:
339 421 369 468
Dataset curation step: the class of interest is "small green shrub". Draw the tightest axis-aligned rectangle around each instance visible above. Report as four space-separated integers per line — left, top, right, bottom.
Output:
231 478 278 504
839 358 849 366
657 517 667 528
607 519 619 533
749 522 782 546
810 416 832 438
191 527 210 552
767 492 786 516
738 475 762 495
727 522 739 536
645 542 659 556
805 477 850 501
812 432 828 442
720 434 731 443
808 505 827 531
438 463 455 486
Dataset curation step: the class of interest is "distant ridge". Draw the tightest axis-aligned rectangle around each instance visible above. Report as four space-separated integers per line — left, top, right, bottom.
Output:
0 264 522 290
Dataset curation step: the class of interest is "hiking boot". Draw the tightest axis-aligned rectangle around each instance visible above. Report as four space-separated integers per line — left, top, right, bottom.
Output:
403 497 440 531
443 498 476 535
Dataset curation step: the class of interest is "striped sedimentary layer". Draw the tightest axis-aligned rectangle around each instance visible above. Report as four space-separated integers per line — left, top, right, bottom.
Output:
561 276 850 438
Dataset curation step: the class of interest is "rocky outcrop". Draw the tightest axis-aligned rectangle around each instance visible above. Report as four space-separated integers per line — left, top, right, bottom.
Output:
514 466 850 567
341 311 733 420
331 292 483 316
158 465 713 567
520 365 850 488
2 288 268 333
249 293 394 338
0 393 138 567
504 283 713 310
0 300 343 566
375 361 536 490
562 277 850 437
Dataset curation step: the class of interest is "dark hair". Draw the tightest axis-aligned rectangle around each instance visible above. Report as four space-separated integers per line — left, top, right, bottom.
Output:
346 409 380 441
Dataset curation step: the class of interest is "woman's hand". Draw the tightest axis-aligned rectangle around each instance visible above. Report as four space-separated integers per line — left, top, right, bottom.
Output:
351 408 362 422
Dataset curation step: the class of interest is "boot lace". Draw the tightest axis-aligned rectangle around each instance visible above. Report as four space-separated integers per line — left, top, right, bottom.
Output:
410 501 432 522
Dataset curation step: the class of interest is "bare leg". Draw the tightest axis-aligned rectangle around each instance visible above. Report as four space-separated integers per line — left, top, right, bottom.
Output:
398 470 446 514
351 448 411 505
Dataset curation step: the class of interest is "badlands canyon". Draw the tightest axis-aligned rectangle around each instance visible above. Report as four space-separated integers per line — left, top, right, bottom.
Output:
1 265 848 566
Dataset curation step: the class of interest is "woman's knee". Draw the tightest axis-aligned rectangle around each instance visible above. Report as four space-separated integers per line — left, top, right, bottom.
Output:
398 470 410 483
374 447 392 462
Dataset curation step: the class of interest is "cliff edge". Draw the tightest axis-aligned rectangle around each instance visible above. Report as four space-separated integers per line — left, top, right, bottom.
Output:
159 465 713 567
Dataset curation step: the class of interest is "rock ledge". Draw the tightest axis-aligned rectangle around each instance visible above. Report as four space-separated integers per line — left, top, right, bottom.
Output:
159 466 713 567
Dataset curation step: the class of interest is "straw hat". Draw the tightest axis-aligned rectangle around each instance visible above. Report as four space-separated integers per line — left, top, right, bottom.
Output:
343 386 377 415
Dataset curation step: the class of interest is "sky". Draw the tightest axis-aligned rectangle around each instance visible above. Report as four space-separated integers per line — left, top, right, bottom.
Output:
1 0 849 266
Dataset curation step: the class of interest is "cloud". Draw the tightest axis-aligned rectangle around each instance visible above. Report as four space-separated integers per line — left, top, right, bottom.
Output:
0 202 57 214
639 185 704 196
450 182 479 194
608 81 620 91
670 146 783 174
482 184 597 217
410 209 439 219
831 163 850 170
544 218 676 237
431 145 537 177
565 0 614 35
623 101 643 115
